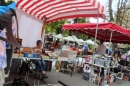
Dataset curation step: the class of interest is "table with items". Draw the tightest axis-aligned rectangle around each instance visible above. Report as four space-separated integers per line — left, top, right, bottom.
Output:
12 49 77 86
83 54 119 86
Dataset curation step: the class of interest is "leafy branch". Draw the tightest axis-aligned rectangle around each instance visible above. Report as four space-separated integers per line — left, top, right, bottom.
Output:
0 0 14 6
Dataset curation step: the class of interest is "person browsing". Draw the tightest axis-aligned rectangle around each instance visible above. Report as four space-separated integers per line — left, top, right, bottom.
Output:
96 41 106 55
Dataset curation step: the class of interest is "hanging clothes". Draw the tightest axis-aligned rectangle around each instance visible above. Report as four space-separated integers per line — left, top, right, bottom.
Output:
0 30 7 69
0 29 7 86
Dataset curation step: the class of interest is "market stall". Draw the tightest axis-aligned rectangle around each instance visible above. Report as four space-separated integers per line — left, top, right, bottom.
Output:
62 22 130 86
16 0 105 47
2 0 106 86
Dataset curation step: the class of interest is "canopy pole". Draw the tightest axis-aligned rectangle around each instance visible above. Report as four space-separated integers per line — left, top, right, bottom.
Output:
41 17 47 48
109 31 113 47
88 11 99 86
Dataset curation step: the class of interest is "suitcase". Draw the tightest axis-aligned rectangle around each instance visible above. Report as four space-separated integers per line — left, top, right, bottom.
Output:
45 60 52 71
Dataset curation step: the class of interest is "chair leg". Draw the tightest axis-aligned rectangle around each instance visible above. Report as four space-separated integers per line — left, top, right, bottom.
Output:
34 79 36 86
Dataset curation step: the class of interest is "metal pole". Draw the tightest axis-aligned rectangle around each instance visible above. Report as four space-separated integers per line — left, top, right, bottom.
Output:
109 31 113 48
106 31 113 85
88 11 99 86
103 32 113 86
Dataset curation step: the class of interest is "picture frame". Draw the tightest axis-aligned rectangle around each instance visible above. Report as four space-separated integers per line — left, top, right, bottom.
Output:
116 72 124 79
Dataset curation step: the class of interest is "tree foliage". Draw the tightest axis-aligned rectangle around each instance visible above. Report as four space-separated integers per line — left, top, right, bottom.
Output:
46 18 90 40
107 0 130 50
108 0 130 27
0 0 14 5
45 20 66 34
73 18 90 40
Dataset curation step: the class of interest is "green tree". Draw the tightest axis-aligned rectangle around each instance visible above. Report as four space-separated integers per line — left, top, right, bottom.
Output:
46 18 90 39
45 20 66 34
107 0 130 50
73 18 90 40
74 18 89 23
0 0 14 5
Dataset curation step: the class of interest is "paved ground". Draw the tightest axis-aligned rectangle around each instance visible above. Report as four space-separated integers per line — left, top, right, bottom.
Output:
4 58 130 86
5 68 130 86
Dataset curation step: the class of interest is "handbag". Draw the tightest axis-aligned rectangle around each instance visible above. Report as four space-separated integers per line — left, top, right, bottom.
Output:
12 77 30 86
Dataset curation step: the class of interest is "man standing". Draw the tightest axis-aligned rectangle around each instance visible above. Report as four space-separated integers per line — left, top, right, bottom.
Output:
108 46 113 55
46 33 53 49
97 41 106 55
83 43 88 55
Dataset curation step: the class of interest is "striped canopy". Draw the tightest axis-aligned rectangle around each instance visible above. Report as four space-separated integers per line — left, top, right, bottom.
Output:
16 0 105 23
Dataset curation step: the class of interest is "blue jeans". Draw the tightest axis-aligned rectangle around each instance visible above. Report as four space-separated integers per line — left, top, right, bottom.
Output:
35 60 46 71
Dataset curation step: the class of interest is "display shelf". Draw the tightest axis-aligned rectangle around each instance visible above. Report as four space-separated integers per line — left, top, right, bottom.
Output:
85 62 117 68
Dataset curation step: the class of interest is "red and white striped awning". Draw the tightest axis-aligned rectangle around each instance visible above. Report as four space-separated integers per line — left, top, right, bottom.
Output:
16 0 105 23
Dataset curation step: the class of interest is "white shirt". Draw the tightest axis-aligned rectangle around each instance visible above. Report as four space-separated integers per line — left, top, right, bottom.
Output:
97 44 106 55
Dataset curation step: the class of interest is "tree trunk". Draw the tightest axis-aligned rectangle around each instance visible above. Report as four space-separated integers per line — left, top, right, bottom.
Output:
108 0 117 50
56 27 62 34
74 18 78 23
108 0 114 21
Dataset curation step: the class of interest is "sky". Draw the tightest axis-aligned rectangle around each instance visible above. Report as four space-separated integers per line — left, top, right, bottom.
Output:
90 0 107 23
90 0 117 23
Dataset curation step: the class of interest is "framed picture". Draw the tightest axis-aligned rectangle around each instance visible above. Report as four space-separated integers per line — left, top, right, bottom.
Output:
116 72 124 79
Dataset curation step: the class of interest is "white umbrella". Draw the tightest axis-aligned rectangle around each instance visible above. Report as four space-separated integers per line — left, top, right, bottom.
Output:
79 39 85 43
104 42 112 47
71 35 84 45
54 34 64 41
71 35 79 42
104 42 110 45
64 36 75 41
54 34 63 39
85 39 94 45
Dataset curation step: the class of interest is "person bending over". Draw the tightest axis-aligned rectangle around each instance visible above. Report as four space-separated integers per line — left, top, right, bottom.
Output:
33 40 48 78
